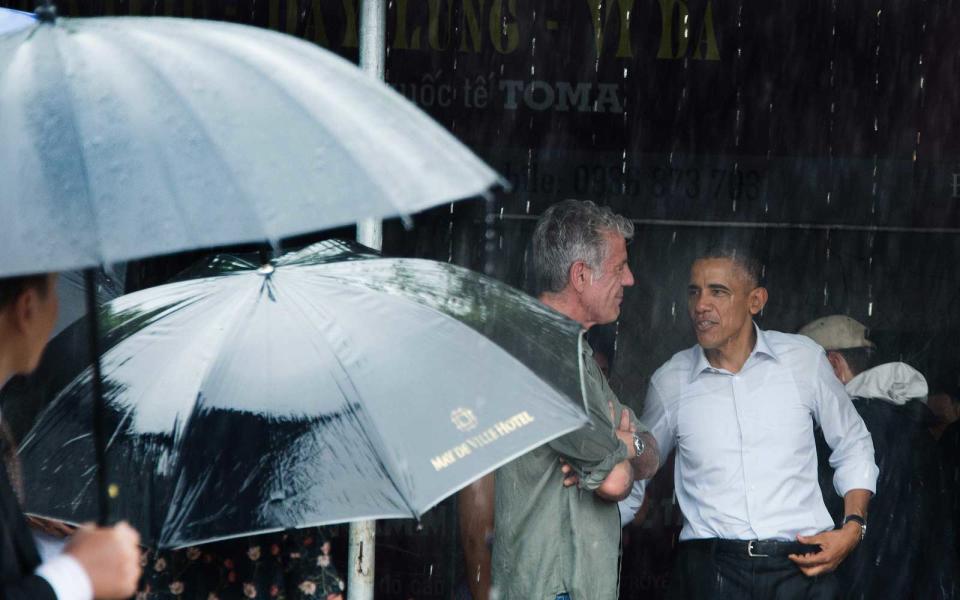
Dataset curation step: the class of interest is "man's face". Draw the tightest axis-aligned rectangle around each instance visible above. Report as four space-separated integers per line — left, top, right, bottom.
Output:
23 274 59 373
581 231 634 326
687 258 762 351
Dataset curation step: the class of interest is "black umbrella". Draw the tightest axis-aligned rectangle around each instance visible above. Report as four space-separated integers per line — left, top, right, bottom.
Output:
18 241 590 548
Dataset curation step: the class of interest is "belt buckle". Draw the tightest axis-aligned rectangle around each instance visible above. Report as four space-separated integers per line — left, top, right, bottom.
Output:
747 540 769 558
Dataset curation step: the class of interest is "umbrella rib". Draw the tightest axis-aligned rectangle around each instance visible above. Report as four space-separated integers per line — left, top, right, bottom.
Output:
176 23 412 225
121 22 395 242
313 259 586 403
218 20 504 207
48 26 104 265
104 27 260 247
292 261 591 509
281 276 421 518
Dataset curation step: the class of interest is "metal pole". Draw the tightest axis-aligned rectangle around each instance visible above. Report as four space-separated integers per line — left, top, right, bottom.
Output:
358 0 386 81
355 0 385 254
347 519 377 600
350 1 386 599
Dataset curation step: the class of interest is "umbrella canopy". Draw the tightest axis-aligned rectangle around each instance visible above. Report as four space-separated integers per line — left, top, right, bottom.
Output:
0 8 33 35
53 269 123 337
17 241 589 549
0 15 503 277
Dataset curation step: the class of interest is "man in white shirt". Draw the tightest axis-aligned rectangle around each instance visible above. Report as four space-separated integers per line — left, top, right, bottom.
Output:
0 273 142 600
620 247 878 599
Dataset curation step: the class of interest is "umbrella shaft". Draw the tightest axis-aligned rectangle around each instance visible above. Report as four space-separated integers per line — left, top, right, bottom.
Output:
84 269 110 525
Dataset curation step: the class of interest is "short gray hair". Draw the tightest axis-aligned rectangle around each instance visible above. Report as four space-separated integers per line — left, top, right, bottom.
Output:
530 200 634 295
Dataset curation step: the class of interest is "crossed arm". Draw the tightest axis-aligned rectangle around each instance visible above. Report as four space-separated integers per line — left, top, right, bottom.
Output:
561 402 660 500
594 403 660 500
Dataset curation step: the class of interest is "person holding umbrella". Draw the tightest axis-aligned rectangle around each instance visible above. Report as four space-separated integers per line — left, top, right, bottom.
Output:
0 274 142 600
491 200 660 600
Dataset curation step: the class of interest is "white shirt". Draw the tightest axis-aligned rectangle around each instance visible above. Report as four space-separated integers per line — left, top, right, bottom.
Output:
620 326 878 540
36 553 92 600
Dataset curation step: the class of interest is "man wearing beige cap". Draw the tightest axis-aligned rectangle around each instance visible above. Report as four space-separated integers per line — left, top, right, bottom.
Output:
797 316 877 385
799 315 959 599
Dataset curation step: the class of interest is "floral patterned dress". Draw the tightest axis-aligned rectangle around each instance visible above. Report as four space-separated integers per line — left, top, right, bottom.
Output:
137 527 345 600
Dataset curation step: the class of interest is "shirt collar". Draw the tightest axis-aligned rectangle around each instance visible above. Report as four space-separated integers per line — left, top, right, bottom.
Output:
581 339 594 358
689 322 779 382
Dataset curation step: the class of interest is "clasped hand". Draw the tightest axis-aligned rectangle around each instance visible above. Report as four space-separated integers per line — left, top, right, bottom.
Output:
788 523 862 577
559 402 660 487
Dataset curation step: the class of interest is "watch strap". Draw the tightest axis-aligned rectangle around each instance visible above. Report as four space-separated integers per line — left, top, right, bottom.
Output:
842 514 866 540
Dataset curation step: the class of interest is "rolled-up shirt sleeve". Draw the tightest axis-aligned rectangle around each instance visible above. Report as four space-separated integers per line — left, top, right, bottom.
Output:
548 399 629 491
548 351 631 491
812 352 879 497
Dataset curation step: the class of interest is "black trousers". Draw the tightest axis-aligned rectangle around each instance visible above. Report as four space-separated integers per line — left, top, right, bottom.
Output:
666 541 839 600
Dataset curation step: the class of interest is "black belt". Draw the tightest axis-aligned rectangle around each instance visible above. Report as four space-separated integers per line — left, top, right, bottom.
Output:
685 538 822 558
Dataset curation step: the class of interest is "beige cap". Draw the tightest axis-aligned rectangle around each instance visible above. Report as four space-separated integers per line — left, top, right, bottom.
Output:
798 315 875 350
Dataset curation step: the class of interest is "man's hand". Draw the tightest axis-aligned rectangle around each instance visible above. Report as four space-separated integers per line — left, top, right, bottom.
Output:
608 402 660 480
64 521 142 600
609 402 637 457
788 523 861 576
560 458 579 487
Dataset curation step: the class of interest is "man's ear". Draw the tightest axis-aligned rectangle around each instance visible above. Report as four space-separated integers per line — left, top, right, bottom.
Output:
826 351 847 382
569 260 589 293
747 286 768 315
10 287 38 334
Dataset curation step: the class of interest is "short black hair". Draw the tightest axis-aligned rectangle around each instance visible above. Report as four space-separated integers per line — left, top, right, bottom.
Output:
696 245 765 288
835 347 876 377
0 274 50 310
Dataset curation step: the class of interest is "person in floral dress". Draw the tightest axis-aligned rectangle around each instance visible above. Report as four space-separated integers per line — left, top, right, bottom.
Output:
137 527 344 600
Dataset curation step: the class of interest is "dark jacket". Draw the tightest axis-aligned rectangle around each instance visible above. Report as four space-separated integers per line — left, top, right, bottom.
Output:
817 363 959 599
0 465 57 599
941 420 960 566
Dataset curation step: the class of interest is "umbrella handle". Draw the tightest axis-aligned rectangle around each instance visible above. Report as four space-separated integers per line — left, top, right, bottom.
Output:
84 269 111 526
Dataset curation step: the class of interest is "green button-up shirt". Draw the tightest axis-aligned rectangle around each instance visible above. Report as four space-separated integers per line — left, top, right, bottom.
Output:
492 343 647 600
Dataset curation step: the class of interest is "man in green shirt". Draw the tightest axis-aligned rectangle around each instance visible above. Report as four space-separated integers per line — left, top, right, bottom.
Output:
491 200 660 600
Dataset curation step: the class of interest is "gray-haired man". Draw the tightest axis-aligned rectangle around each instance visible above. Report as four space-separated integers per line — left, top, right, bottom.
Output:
491 200 660 600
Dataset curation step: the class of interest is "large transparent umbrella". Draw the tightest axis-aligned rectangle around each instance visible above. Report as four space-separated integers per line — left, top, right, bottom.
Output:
17 241 590 549
0 10 503 528
0 13 502 275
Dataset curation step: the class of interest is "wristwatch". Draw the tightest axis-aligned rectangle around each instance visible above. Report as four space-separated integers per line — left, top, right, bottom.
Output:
632 432 645 457
842 514 867 541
